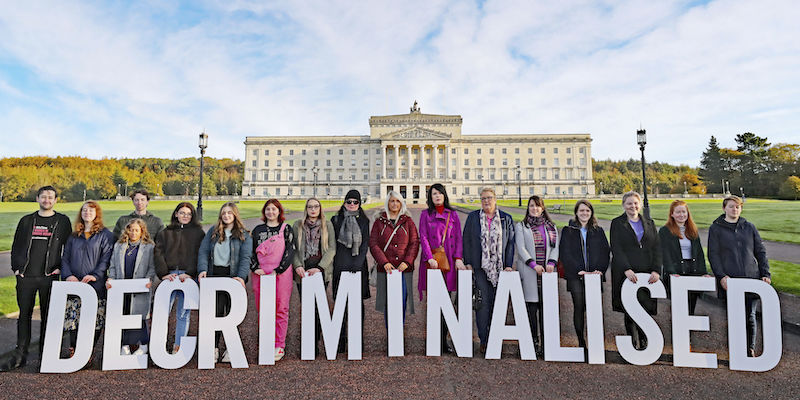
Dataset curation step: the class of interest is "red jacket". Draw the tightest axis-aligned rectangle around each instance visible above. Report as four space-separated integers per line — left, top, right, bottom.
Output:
369 212 420 273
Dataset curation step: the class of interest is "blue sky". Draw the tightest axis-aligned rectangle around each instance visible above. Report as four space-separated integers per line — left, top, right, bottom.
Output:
1 0 798 165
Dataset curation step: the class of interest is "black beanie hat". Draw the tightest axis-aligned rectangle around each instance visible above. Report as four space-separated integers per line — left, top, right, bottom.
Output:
345 189 361 203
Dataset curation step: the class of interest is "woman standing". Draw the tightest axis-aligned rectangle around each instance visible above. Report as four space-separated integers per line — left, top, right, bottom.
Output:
659 200 707 315
293 198 336 357
369 191 419 328
708 195 770 357
514 195 559 357
610 191 661 351
107 219 155 356
251 199 295 361
331 190 370 353
61 201 114 364
559 200 610 350
153 202 205 353
418 183 464 354
197 202 252 363
463 187 515 354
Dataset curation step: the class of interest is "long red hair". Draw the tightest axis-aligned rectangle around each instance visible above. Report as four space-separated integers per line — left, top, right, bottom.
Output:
74 200 105 237
665 200 698 239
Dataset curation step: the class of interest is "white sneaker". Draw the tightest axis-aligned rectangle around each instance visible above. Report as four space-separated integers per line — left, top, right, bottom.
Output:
221 350 231 363
121 345 131 355
133 344 148 356
274 347 284 361
214 348 220 362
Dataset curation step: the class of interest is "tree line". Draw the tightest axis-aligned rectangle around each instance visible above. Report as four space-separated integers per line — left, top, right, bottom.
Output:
699 133 800 199
1 132 798 202
0 156 243 202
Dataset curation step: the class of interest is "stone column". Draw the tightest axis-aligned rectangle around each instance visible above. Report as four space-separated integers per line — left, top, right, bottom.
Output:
419 147 423 179
381 145 386 179
394 145 399 180
445 145 450 180
407 145 412 179
432 144 438 179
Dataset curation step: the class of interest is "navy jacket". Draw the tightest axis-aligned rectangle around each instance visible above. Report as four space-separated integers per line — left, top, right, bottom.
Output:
708 215 769 284
559 219 610 283
61 228 115 297
462 209 515 271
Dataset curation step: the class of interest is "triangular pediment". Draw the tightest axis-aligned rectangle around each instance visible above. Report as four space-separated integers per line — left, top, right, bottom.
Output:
383 127 451 140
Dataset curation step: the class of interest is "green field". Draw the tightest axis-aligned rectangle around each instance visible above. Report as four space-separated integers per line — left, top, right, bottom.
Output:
0 199 348 252
460 198 800 245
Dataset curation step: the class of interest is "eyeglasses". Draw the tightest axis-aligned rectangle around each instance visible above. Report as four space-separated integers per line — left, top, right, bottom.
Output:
480 196 495 201
177 212 193 217
307 204 320 209
345 200 360 205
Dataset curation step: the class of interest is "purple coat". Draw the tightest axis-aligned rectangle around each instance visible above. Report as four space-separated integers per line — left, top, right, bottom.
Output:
418 208 463 299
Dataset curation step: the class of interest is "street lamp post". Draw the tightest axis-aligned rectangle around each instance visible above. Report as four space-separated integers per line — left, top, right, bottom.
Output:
636 128 651 219
516 165 522 207
312 166 319 197
599 181 603 195
684 181 688 195
198 131 208 221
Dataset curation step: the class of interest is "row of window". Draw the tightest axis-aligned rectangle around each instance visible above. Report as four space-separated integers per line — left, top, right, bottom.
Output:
248 167 588 182
249 145 588 158
246 185 588 197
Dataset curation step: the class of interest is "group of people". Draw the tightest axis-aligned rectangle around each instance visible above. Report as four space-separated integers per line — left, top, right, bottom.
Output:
1 183 770 371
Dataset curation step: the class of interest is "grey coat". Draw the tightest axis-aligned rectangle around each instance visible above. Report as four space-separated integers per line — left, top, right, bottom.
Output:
108 242 156 318
514 221 560 302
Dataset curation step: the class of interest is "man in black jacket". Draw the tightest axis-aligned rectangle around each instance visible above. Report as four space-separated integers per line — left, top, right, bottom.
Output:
1 186 71 371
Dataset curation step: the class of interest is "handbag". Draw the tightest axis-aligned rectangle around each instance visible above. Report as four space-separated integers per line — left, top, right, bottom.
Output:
369 221 403 287
430 211 451 273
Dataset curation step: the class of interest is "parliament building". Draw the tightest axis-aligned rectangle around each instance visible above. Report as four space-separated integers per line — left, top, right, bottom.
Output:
242 102 594 203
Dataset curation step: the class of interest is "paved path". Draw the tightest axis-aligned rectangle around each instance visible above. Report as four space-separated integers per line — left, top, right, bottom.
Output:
0 206 799 399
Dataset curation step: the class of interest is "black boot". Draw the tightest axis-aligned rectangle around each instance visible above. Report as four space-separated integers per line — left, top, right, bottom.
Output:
0 351 26 372
533 336 543 358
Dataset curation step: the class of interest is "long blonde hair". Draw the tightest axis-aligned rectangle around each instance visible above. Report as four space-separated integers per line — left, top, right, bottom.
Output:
213 202 247 243
118 218 154 244
303 197 329 253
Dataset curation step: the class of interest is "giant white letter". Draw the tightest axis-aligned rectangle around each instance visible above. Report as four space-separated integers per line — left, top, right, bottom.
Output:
386 270 404 357
584 273 606 364
149 279 199 369
302 272 362 360
426 269 473 357
102 278 150 371
543 272 583 362
198 278 249 369
485 271 535 360
616 273 666 365
258 274 276 365
727 278 782 372
671 275 717 368
40 282 99 373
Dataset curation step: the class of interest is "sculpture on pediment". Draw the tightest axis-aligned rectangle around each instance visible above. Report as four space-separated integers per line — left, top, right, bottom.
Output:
410 100 420 113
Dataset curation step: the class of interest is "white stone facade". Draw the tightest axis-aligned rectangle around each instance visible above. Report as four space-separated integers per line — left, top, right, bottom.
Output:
242 105 594 203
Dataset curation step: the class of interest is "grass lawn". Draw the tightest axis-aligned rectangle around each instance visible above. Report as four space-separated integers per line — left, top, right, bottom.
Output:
0 275 34 317
460 198 800 245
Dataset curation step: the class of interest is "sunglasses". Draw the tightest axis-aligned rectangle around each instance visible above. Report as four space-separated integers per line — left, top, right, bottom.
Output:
345 200 360 205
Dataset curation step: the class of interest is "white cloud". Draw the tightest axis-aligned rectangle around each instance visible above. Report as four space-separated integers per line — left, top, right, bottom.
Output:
0 0 798 165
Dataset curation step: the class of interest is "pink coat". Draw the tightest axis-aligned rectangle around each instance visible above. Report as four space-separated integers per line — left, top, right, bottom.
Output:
417 208 463 299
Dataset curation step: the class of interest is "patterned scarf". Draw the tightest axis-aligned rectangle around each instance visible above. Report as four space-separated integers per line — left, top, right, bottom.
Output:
527 216 557 267
303 218 322 260
337 210 362 256
479 209 504 287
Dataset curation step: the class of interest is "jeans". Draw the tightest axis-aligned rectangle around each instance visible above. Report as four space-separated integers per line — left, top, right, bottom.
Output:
169 270 191 347
745 293 759 352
